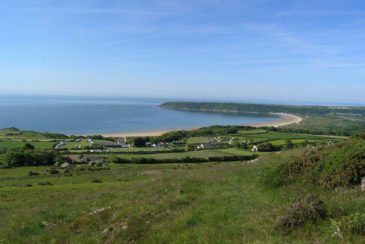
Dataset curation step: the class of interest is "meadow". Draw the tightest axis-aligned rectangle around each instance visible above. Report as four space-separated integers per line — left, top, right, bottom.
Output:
1 150 364 243
1 127 364 243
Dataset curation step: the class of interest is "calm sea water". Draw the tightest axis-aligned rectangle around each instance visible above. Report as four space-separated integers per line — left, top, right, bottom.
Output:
0 95 277 135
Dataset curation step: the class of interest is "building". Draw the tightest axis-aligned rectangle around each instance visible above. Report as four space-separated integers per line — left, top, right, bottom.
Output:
118 141 131 148
229 137 239 145
197 143 215 150
87 138 94 145
98 141 121 149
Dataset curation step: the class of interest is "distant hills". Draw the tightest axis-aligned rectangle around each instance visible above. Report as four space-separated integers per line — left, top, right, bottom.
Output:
161 101 365 116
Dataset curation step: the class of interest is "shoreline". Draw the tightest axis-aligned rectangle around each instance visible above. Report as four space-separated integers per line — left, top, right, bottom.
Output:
101 113 303 138
251 113 303 128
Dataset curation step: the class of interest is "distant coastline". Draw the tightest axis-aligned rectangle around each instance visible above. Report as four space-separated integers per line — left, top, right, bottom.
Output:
101 113 303 137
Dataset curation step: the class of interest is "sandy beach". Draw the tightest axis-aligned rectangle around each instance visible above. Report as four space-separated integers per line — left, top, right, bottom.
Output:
251 113 303 128
101 130 178 138
101 113 303 137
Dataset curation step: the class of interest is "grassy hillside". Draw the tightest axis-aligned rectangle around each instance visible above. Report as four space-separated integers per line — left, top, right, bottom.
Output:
263 135 365 189
1 147 364 242
0 127 364 242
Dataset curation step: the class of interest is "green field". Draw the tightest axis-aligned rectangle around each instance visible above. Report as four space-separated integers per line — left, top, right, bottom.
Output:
0 129 58 140
0 141 56 150
1 149 364 242
1 127 364 242
186 137 211 144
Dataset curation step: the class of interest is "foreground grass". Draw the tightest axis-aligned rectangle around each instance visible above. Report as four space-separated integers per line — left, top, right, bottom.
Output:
1 150 364 243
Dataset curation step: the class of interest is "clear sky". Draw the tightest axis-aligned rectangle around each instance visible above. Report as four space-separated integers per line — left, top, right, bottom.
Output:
1 0 365 104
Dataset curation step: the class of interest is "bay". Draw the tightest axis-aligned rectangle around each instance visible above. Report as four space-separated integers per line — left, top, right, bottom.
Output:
0 95 277 135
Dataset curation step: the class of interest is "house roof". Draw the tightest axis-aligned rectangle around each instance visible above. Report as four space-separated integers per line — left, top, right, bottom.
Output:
67 155 83 162
98 141 120 147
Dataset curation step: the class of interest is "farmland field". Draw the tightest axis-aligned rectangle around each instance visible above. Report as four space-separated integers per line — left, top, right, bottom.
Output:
1 127 364 243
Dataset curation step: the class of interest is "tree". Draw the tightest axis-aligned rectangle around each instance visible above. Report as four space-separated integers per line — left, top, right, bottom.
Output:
23 143 35 150
133 137 149 147
107 154 119 163
285 139 294 149
239 142 248 149
3 149 57 167
257 143 277 152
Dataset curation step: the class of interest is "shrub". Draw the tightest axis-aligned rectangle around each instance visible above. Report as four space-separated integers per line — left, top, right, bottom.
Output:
23 143 35 150
28 171 40 176
132 137 150 147
38 181 53 186
47 168 60 175
309 140 365 188
285 139 295 149
262 138 365 189
257 143 279 152
261 164 290 188
275 194 327 231
207 155 257 162
261 159 303 188
158 130 188 142
4 149 58 167
351 133 365 141
91 179 103 183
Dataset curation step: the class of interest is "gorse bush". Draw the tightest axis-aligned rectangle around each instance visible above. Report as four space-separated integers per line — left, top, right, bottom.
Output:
91 179 103 183
262 138 365 189
310 140 365 188
275 194 327 231
351 132 365 141
261 159 302 187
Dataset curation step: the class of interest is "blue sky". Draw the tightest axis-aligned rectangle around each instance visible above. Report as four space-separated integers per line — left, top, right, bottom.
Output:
1 0 365 104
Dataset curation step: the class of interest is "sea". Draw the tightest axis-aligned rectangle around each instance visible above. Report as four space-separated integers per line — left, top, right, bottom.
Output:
0 95 278 135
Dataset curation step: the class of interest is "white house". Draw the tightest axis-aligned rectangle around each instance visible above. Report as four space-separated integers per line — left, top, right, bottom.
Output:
87 138 94 145
197 143 215 150
251 145 258 152
118 141 131 148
